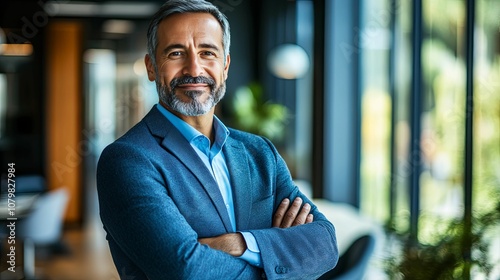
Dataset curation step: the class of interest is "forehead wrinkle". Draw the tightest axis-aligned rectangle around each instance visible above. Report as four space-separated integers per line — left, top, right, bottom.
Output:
160 41 222 59
156 13 224 52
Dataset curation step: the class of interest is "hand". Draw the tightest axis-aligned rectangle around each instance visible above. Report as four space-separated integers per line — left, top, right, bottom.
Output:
273 197 314 228
198 233 246 257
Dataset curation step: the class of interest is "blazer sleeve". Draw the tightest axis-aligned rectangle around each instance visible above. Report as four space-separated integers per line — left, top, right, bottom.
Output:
97 142 262 280
248 138 339 280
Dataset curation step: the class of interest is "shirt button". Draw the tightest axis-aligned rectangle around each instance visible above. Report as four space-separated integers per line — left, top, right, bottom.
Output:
226 204 230 208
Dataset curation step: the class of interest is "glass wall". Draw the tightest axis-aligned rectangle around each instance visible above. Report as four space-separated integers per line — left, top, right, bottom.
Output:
83 49 157 160
474 0 500 218
359 0 414 233
391 0 413 235
419 0 467 243
473 0 500 275
359 0 392 222
359 0 500 277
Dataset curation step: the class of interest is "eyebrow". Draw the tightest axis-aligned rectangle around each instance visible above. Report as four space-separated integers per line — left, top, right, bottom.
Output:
198 43 220 53
161 43 221 55
162 44 184 55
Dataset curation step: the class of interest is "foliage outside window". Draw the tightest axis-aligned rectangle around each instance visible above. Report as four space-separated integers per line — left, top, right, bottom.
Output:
360 0 500 278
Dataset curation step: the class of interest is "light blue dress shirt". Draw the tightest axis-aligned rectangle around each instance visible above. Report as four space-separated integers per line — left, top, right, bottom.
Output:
156 104 262 267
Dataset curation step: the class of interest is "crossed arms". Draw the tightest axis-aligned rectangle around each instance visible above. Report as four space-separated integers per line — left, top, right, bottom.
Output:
199 197 314 257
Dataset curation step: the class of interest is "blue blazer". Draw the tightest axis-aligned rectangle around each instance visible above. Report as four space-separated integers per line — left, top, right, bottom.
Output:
97 106 338 280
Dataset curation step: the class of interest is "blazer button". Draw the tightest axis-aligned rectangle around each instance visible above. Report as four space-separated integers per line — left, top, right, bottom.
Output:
275 266 288 274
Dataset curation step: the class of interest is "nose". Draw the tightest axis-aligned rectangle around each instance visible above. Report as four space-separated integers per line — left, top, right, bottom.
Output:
183 54 204 77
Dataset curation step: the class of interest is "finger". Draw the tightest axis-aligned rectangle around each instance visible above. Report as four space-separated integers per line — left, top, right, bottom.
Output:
280 197 303 228
291 203 311 226
273 198 290 227
305 213 314 223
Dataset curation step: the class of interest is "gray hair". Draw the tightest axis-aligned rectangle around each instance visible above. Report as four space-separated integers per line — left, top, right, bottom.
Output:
147 0 231 69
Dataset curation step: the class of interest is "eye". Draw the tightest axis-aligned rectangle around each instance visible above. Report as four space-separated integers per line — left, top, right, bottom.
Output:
168 51 183 58
201 51 216 57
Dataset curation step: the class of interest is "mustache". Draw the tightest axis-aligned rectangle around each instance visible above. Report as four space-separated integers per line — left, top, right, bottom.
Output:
170 76 216 90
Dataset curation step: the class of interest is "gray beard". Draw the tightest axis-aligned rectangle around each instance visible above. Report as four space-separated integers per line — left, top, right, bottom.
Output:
156 78 226 116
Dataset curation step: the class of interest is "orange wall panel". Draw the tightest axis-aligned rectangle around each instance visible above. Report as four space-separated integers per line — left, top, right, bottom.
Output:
45 21 83 224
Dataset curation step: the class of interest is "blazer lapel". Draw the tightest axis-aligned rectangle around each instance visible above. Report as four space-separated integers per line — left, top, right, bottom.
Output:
224 137 253 231
144 107 234 233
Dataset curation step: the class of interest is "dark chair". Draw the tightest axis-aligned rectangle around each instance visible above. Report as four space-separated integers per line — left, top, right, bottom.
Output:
319 234 376 280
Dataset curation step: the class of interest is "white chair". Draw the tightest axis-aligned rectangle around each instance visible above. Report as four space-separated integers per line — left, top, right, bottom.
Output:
16 187 69 279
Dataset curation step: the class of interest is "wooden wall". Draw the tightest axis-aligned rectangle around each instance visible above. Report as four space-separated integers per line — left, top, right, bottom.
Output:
45 21 83 224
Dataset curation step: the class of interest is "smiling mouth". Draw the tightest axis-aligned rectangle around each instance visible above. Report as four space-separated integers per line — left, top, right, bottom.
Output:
177 84 209 90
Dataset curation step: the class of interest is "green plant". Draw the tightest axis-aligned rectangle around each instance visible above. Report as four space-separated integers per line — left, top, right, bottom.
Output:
229 82 289 141
384 193 500 279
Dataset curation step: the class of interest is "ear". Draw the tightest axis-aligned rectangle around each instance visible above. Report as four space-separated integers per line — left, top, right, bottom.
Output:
145 54 156 81
223 54 231 80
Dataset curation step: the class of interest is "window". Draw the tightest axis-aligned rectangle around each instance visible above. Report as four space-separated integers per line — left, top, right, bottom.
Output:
358 0 500 277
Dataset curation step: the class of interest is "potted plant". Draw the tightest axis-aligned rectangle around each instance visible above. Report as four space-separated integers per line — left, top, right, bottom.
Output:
228 82 289 142
384 193 500 279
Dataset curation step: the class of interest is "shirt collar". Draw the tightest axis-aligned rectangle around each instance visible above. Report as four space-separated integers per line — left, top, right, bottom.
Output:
156 103 229 150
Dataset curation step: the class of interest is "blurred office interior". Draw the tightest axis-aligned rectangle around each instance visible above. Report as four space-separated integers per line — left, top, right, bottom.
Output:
0 0 499 279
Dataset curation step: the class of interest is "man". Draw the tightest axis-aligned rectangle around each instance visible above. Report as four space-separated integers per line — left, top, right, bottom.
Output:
97 0 338 279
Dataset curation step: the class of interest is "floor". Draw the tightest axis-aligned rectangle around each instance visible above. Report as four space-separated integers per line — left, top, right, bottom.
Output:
0 164 120 280
1 216 119 280
40 221 119 280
